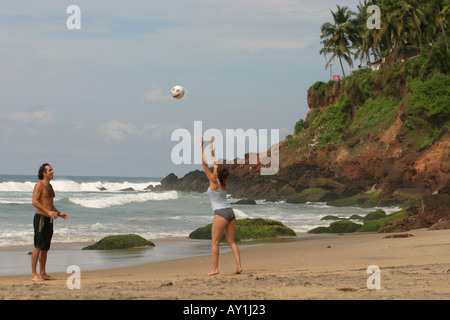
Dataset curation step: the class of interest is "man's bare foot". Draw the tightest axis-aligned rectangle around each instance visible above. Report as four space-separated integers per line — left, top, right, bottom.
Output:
40 274 56 280
206 270 219 276
31 274 44 281
235 267 242 274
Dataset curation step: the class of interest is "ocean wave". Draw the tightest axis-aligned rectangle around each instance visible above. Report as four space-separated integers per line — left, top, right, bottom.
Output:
0 180 160 193
68 191 178 208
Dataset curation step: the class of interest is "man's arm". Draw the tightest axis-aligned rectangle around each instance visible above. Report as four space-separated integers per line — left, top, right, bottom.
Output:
51 203 69 220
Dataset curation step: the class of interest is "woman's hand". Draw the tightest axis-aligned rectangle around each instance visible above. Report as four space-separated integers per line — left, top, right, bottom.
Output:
208 138 214 151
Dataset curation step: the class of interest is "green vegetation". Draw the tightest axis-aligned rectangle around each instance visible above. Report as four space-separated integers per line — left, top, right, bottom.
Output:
353 96 399 131
319 0 449 76
409 74 450 125
82 234 155 250
308 220 362 234
363 209 387 222
359 209 407 232
189 218 296 242
286 188 330 204
285 42 449 168
308 208 407 234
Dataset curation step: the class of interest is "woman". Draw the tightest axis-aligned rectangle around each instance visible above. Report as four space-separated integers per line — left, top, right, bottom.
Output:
200 137 242 276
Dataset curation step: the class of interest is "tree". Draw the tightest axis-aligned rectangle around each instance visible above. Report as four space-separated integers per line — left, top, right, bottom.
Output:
390 0 425 48
320 5 357 78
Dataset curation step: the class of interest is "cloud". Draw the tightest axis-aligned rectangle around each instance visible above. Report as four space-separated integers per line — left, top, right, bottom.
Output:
144 85 171 102
1 108 57 124
98 120 137 141
98 120 177 142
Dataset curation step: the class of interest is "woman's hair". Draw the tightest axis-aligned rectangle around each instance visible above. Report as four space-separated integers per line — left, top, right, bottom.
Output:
217 165 229 186
38 163 50 180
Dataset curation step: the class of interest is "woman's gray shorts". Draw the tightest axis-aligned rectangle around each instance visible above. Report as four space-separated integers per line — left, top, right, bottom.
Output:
214 208 236 222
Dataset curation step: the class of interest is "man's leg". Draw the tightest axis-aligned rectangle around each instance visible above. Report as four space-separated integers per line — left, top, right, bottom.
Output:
39 250 56 280
31 247 43 281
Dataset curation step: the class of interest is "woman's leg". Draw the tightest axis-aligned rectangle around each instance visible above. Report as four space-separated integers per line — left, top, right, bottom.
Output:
225 219 242 274
207 215 228 276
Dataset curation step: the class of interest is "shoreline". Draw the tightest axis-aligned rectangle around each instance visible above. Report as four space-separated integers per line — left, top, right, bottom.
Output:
1 228 449 299
0 233 332 276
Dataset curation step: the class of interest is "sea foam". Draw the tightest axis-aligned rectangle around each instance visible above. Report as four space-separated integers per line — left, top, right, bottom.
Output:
69 190 178 208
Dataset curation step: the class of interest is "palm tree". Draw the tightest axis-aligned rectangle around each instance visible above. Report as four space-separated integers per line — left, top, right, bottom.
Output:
438 0 450 38
320 5 357 78
353 1 374 64
390 0 425 48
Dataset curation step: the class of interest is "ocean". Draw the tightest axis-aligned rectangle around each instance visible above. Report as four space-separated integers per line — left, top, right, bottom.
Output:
0 174 400 275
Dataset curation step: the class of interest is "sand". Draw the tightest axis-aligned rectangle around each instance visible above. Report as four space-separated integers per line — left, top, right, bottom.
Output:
1 228 449 300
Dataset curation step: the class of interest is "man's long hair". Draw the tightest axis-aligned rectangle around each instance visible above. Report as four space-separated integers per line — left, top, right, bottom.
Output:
38 163 50 180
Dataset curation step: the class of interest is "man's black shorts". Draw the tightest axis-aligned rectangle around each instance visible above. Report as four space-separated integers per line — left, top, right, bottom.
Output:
33 214 53 250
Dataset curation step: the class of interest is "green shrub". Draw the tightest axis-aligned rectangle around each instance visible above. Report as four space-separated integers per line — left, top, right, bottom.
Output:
409 74 450 125
294 119 305 135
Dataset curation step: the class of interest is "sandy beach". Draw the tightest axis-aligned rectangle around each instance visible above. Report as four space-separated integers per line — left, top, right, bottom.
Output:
1 228 449 301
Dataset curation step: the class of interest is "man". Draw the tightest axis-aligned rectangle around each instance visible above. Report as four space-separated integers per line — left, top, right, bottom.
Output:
31 163 69 281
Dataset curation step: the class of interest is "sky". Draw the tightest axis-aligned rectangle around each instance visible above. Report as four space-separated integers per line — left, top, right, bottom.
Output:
0 0 359 178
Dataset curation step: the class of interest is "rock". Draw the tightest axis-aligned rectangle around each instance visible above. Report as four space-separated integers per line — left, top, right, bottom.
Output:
286 188 332 204
232 199 257 205
429 219 450 230
119 187 135 192
363 209 387 222
349 214 364 221
309 178 346 195
381 194 450 232
189 218 296 242
326 192 380 208
418 194 450 226
82 234 155 250
383 233 414 238
308 220 362 234
160 173 178 186
320 215 346 221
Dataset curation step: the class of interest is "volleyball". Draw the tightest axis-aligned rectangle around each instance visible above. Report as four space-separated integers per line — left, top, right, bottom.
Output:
171 85 185 99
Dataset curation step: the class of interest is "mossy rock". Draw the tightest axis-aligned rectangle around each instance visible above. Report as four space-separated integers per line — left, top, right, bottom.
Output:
326 192 380 208
321 215 346 221
358 209 407 232
308 220 362 234
189 218 296 242
286 188 331 203
349 214 364 221
232 199 257 205
363 209 386 222
82 234 155 250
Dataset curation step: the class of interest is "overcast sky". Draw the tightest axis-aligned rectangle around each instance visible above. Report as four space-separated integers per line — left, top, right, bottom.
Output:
0 0 358 178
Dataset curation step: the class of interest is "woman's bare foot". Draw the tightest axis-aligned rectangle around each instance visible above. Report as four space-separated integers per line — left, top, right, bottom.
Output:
40 273 56 280
235 266 242 274
206 269 219 276
31 274 44 281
